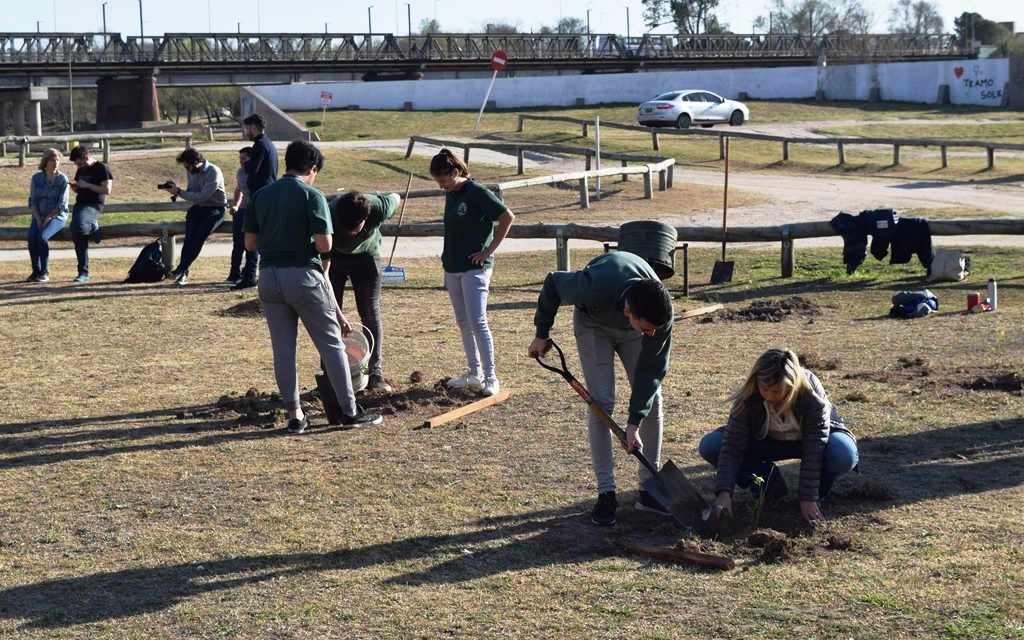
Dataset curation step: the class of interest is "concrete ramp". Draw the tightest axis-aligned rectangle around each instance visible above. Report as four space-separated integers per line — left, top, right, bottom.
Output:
239 87 319 143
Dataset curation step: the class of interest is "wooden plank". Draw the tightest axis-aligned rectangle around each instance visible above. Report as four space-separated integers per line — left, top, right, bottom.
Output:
620 543 735 571
423 390 512 428
676 303 723 320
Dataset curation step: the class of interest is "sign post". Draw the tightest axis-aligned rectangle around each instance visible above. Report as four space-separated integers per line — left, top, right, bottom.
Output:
319 90 333 136
474 50 508 131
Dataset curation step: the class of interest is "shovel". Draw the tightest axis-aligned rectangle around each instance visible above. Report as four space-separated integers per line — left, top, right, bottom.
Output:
710 137 734 285
534 339 711 530
382 173 414 284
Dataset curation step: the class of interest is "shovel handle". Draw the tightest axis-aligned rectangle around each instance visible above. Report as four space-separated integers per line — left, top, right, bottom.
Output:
386 173 414 269
534 339 660 479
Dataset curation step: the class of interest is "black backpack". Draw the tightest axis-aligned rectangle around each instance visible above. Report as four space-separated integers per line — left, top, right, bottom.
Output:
125 240 169 283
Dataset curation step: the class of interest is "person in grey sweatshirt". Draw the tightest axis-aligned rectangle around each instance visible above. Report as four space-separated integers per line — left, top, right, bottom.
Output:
161 148 227 285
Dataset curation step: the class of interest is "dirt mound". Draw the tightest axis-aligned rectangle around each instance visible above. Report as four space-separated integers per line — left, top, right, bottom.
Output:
700 296 823 323
963 371 1024 393
798 351 841 371
218 299 263 318
214 387 285 428
748 528 797 563
359 378 479 417
846 359 1024 396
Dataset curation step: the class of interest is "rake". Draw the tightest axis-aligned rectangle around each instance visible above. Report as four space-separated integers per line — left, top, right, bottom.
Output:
382 173 414 284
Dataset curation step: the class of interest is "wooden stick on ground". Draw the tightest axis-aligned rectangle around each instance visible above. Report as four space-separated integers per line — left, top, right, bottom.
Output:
423 390 512 428
621 543 736 571
676 303 724 321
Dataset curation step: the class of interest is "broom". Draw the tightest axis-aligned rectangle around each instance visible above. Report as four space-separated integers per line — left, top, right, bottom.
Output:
382 173 414 284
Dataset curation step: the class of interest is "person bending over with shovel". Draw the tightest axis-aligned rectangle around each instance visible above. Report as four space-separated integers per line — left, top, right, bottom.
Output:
698 348 858 524
528 251 673 526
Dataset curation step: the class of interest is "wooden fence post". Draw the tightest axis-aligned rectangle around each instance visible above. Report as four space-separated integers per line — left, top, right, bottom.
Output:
667 165 674 188
620 158 629 182
837 141 845 165
987 146 995 170
941 145 948 168
463 147 470 164
643 169 653 199
516 146 524 175
781 224 793 278
892 144 900 165
658 168 667 191
651 131 660 151
405 138 416 158
585 154 592 171
718 135 725 160
102 139 110 164
160 230 177 272
18 141 26 167
578 177 590 209
556 227 570 271
782 140 789 162
582 122 589 137
517 115 525 133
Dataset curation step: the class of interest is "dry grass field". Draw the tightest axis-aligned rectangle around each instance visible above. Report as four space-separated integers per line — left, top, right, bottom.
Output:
1 101 1022 638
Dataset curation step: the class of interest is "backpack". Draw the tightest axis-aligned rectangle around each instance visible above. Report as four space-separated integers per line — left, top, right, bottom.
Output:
125 240 169 283
927 248 970 282
889 290 938 319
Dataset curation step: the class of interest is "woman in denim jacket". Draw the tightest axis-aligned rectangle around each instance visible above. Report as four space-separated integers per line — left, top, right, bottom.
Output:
699 348 858 523
26 148 70 282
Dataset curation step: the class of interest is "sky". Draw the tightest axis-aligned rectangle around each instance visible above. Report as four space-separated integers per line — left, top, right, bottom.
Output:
5 0 1020 38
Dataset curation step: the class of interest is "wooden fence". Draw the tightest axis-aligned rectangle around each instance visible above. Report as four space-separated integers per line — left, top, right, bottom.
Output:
517 114 1024 170
2 132 194 167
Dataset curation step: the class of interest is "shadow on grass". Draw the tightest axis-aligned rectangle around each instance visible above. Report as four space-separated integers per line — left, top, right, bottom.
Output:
0 404 280 470
0 278 232 307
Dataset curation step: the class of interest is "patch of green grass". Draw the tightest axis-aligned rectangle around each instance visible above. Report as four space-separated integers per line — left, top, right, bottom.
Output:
943 608 1024 639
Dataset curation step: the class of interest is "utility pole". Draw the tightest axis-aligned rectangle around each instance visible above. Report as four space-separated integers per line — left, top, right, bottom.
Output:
102 2 108 33
368 5 374 36
138 0 145 41
406 2 412 50
625 6 630 40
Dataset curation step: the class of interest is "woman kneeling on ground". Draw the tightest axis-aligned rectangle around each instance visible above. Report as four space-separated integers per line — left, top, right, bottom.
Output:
698 348 858 523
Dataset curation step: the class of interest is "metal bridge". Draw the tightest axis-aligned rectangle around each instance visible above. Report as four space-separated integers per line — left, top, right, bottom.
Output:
0 31 967 80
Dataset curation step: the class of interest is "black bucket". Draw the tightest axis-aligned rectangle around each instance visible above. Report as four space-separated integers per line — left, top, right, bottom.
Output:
617 221 677 280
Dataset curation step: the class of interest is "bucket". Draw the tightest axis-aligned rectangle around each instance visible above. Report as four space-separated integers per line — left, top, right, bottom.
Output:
617 220 677 280
343 323 374 392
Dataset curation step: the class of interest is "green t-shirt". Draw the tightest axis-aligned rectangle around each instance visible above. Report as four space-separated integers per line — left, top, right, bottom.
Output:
243 174 332 268
442 180 507 273
329 192 399 256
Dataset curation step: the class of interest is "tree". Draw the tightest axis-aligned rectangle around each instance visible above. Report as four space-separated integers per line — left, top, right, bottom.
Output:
888 0 943 34
763 0 873 36
953 12 1011 47
418 18 441 35
555 17 588 34
482 21 519 34
641 0 725 34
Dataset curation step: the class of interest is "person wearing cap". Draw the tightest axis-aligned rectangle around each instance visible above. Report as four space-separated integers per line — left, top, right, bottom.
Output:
528 251 674 527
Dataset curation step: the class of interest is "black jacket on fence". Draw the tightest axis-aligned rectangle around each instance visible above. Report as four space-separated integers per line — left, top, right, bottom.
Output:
830 209 932 275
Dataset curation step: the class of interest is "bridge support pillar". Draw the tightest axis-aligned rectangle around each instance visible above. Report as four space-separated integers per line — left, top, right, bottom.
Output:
13 101 27 136
96 74 161 128
0 102 9 136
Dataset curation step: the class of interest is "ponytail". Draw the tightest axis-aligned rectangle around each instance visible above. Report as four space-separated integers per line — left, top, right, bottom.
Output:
429 148 470 178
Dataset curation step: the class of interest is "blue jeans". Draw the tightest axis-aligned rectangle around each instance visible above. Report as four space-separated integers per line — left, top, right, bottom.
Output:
328 252 384 375
175 205 225 276
444 268 495 380
229 207 259 281
70 204 101 275
27 215 67 273
699 426 858 499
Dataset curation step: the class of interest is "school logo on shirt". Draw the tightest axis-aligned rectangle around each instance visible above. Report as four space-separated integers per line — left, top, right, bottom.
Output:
457 202 468 216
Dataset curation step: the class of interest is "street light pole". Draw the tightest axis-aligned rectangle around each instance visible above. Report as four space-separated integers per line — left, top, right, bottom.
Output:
138 0 144 41
68 53 74 133
406 3 412 53
625 6 630 40
102 2 108 33
586 9 591 35
368 5 374 36
325 22 329 34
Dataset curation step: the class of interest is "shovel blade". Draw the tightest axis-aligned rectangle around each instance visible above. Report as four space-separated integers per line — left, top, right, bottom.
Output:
710 260 734 284
642 459 711 530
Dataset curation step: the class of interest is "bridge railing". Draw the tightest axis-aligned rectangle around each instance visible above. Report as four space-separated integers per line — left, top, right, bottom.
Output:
517 114 1024 170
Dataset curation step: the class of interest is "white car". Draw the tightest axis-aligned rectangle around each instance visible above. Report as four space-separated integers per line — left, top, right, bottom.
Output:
637 90 749 129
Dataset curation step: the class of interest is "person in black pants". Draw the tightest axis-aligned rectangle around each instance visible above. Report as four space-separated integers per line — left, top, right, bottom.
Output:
234 114 278 290
226 146 260 286
68 146 113 283
160 149 227 285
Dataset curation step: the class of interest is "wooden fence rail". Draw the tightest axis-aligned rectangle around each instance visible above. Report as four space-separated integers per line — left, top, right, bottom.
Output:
517 113 1024 170
2 132 194 167
2 217 1020 279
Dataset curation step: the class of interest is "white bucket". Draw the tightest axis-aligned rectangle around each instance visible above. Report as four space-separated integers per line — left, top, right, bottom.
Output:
343 323 373 392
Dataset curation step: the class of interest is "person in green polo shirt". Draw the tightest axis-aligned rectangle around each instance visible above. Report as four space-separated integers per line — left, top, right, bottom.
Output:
430 148 515 398
243 140 382 434
328 190 401 392
528 251 674 526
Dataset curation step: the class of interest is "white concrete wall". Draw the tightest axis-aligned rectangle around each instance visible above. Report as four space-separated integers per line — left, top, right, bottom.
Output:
251 58 1009 111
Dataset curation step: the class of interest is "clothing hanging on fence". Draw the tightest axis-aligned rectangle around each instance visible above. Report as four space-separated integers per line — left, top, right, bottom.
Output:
830 209 932 276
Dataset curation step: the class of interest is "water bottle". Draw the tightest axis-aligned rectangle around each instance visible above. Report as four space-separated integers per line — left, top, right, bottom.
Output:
987 278 998 311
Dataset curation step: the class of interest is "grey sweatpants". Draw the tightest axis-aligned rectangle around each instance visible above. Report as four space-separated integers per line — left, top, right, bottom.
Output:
258 265 357 416
574 308 664 494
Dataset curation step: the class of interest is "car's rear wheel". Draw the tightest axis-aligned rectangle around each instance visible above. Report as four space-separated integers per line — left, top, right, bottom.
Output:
729 110 745 126
675 114 692 129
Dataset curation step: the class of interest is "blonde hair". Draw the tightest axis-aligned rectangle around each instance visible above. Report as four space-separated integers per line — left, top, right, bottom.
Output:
429 147 470 178
729 348 811 417
38 148 62 171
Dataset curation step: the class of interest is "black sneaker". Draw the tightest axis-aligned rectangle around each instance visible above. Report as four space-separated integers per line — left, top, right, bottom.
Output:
591 491 617 526
286 415 309 434
342 404 383 427
34 272 50 283
367 373 392 392
634 490 671 516
26 270 40 282
230 278 258 291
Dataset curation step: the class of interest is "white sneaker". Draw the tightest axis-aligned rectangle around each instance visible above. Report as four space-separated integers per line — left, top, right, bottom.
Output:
482 377 500 397
447 372 484 391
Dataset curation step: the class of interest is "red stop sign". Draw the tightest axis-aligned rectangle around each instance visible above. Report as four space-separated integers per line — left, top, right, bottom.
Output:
490 50 508 71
